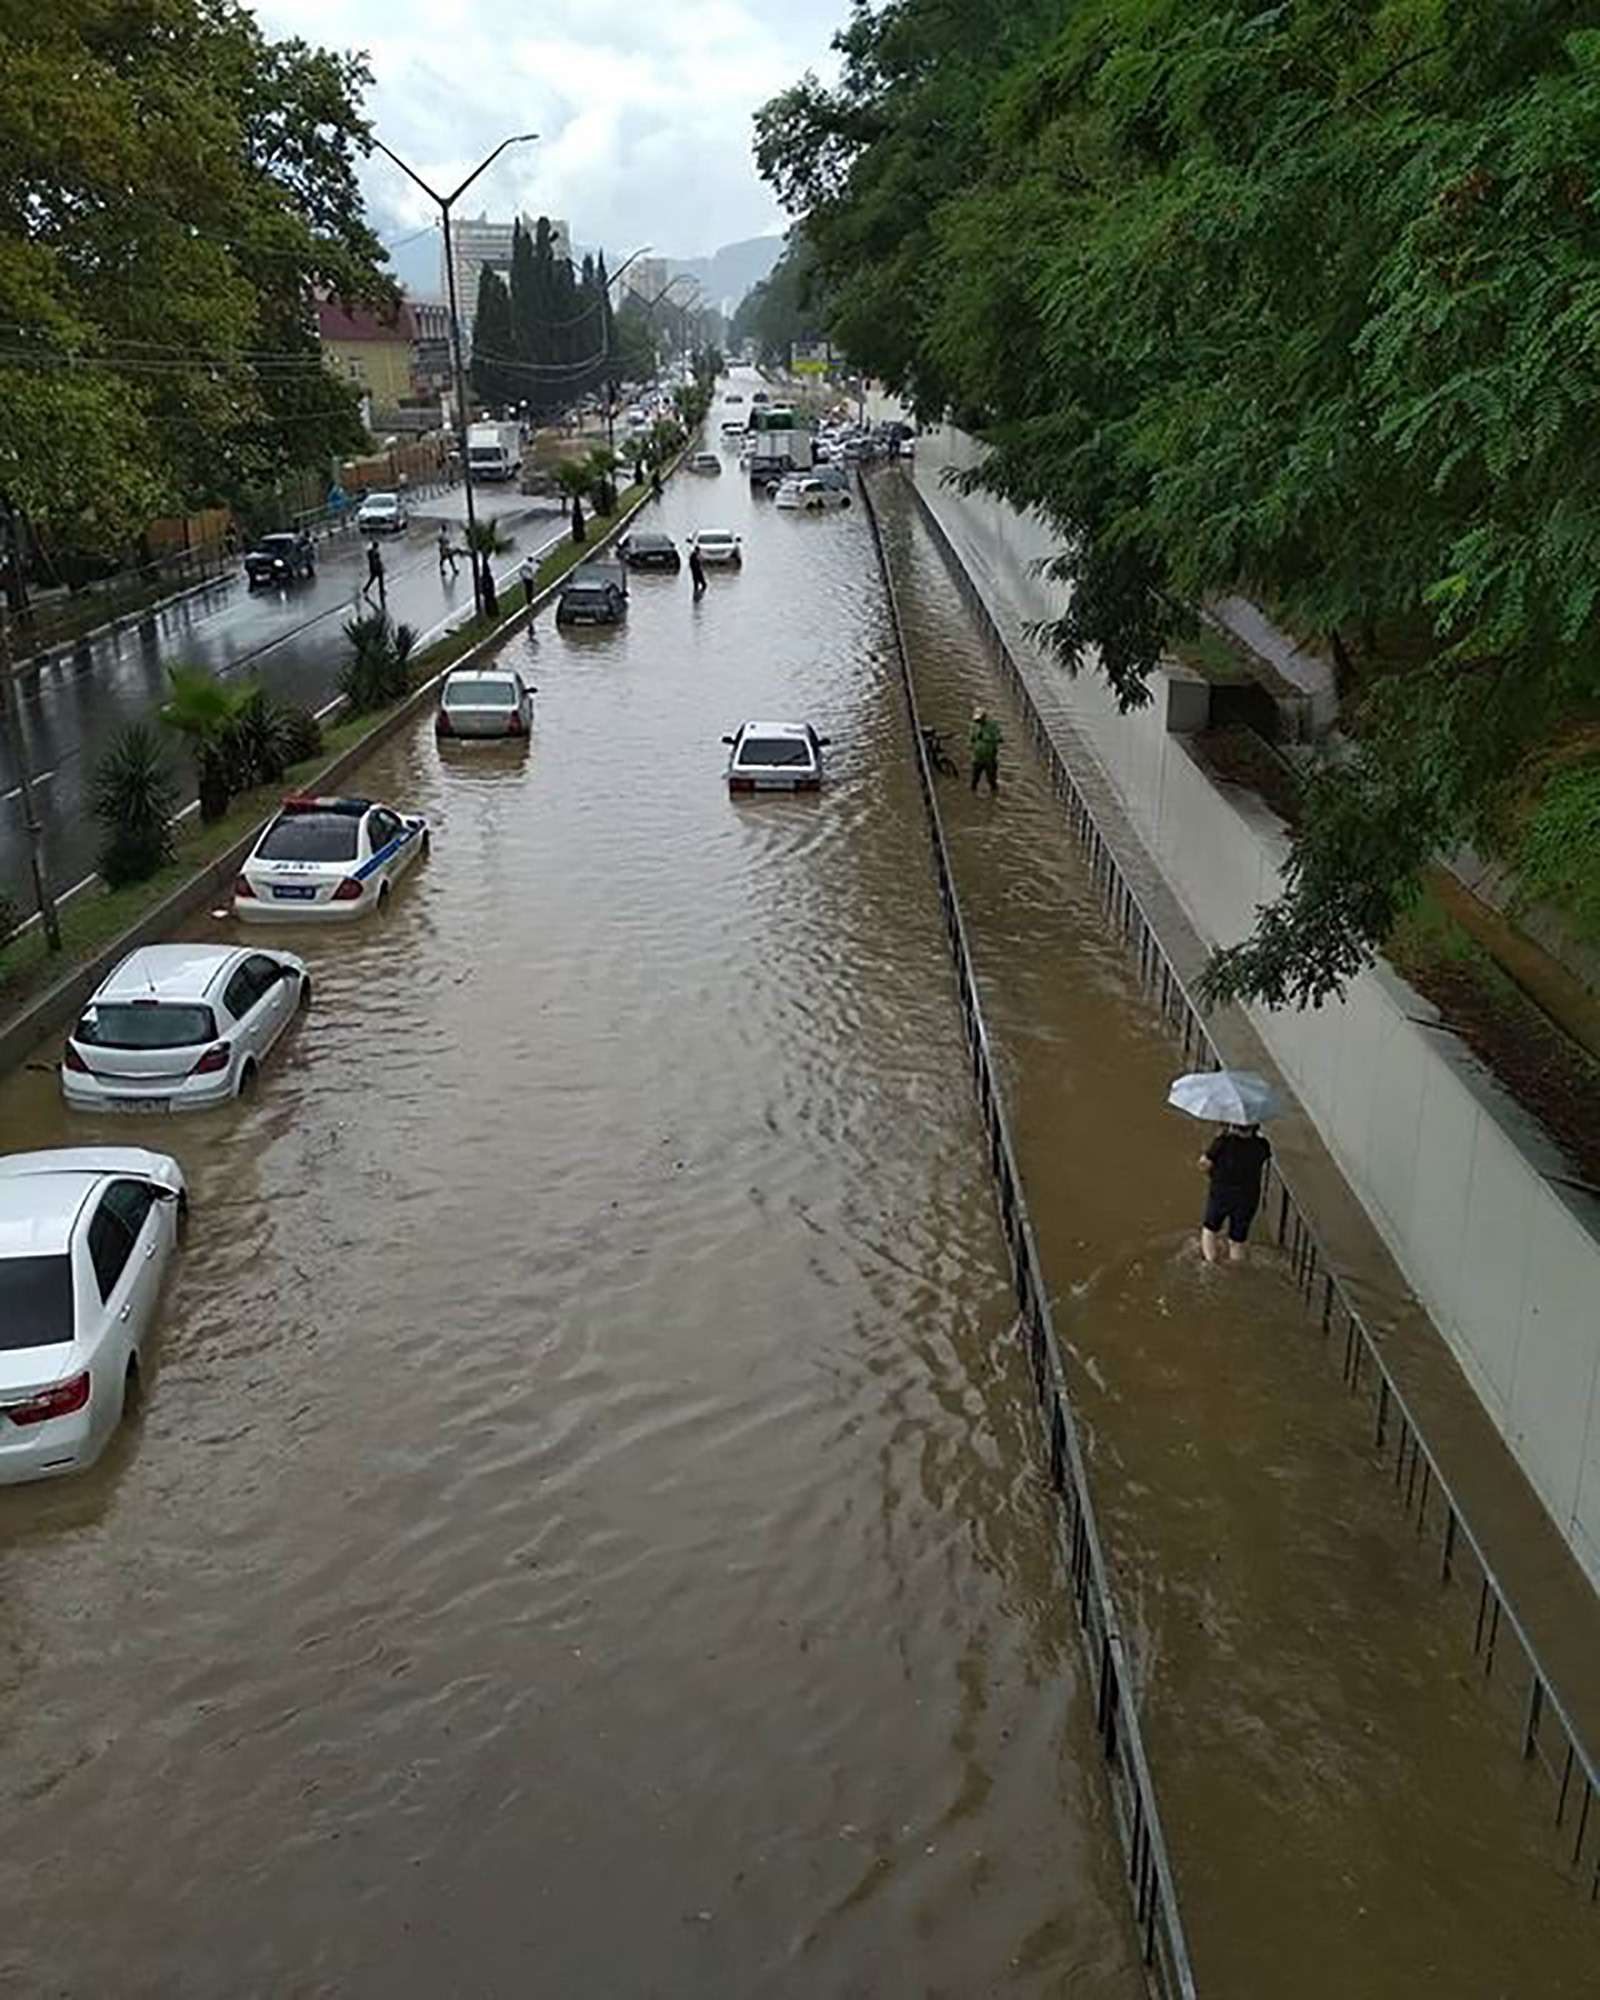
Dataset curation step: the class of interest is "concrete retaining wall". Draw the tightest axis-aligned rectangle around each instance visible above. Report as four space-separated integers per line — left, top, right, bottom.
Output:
906 418 1600 1594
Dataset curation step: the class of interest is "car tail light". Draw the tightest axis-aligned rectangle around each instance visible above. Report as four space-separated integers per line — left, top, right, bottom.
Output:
234 874 257 899
435 710 454 736
729 776 754 792
6 1372 91 1426
62 1041 91 1074
505 711 526 736
331 878 364 902
191 1042 232 1076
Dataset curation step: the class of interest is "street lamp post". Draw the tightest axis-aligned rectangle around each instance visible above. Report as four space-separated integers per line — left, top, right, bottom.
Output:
369 131 536 620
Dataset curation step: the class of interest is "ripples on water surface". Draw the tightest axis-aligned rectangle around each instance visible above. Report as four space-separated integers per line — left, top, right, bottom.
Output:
0 388 1140 1998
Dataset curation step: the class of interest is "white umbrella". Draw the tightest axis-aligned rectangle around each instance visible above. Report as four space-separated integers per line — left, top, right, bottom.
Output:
1167 1069 1282 1125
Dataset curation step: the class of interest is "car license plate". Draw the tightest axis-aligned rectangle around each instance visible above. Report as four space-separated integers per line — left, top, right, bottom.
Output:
272 884 316 900
111 1096 170 1114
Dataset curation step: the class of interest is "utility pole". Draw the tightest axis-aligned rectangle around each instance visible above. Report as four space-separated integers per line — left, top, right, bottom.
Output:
0 617 61 951
370 131 537 622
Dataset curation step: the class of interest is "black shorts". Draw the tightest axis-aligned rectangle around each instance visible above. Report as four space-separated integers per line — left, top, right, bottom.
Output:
1204 1186 1260 1244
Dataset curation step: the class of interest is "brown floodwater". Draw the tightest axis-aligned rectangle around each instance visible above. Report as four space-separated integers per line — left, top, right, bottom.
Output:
873 475 1600 1997
0 396 1144 1999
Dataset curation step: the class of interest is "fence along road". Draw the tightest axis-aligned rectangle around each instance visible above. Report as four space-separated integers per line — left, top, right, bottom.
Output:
866 467 1599 1992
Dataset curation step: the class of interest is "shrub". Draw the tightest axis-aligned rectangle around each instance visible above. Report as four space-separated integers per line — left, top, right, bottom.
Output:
1512 755 1600 944
278 704 324 766
338 613 418 713
229 687 292 789
92 723 179 886
162 664 245 822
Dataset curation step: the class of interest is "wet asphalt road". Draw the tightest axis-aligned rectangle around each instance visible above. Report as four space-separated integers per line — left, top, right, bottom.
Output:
0 486 565 897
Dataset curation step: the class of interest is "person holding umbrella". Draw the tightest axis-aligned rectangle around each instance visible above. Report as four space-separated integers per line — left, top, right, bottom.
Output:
1167 1070 1279 1265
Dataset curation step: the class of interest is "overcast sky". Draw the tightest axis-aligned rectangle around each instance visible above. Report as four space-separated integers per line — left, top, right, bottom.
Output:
248 0 842 270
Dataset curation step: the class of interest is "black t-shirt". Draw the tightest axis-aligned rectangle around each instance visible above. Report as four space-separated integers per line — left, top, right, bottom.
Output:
1207 1131 1271 1194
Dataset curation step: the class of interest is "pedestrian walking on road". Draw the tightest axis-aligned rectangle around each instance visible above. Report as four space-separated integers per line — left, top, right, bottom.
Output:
688 545 707 599
1198 1123 1272 1265
651 467 663 503
363 541 385 607
969 706 1001 794
437 526 459 579
519 552 538 610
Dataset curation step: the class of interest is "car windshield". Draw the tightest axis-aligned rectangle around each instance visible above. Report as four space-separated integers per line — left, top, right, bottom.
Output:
630 536 671 553
0 1255 74 1350
445 678 516 706
257 812 360 862
364 494 396 510
699 535 734 548
258 535 297 552
738 737 813 768
563 583 606 600
76 1001 218 1049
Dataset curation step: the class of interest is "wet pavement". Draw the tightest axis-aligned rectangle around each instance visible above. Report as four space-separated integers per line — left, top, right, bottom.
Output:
0 379 1144 1998
0 487 563 896
872 475 1600 1997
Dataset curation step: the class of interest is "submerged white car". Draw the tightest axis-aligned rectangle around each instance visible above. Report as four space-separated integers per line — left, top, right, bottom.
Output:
435 668 535 741
234 795 429 921
0 1148 185 1484
722 720 829 793
689 529 742 568
774 476 853 513
61 944 309 1112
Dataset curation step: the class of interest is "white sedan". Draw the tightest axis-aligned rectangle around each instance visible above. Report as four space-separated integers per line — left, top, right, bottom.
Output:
689 529 743 568
722 720 829 793
356 490 408 534
0 1148 185 1484
775 477 853 513
61 944 309 1113
235 794 429 921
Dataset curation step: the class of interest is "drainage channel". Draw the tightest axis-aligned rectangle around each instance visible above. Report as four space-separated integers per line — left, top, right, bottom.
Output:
894 465 1600 1912
866 469 1600 1993
859 476 1197 1999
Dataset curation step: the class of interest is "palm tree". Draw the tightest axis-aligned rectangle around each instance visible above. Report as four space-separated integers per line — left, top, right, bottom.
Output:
161 665 247 821
553 460 591 544
339 613 419 712
92 724 178 886
585 445 621 516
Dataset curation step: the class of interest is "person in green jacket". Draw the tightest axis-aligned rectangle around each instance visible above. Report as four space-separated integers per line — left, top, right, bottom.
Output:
969 706 1002 793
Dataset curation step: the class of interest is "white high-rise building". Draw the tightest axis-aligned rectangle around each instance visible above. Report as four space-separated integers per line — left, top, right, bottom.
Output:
444 214 573 339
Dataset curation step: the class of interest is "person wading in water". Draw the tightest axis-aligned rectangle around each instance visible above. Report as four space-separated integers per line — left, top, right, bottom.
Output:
969 706 1001 794
1198 1122 1272 1264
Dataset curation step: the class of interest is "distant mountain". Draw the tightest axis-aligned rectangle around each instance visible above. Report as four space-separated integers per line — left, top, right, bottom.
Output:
667 235 785 316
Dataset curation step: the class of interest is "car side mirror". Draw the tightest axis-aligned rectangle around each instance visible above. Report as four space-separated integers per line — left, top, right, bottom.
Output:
721 735 735 746
818 736 832 747
149 1185 181 1205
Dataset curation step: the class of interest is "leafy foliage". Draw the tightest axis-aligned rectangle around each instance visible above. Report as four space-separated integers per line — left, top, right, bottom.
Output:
1511 754 1600 945
92 723 179 887
161 664 247 823
0 0 387 554
338 613 417 714
756 0 1600 1005
470 218 614 418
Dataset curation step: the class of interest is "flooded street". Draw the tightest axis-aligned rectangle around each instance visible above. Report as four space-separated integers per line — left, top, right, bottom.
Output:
0 404 1142 1997
873 476 1599 1997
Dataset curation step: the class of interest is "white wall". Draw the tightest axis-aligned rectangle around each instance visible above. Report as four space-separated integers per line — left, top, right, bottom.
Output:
905 418 1600 1593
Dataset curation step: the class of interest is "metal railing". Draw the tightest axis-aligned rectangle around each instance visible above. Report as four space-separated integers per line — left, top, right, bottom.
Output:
858 473 1199 1997
895 467 1600 1904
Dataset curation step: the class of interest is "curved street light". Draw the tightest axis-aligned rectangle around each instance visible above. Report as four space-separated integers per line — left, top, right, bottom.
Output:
369 131 538 618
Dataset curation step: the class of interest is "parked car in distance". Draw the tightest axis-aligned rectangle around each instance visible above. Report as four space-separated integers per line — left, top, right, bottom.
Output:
722 721 828 793
0 1147 186 1484
688 452 722 476
61 945 309 1113
688 530 742 568
356 491 408 534
435 668 535 741
244 531 316 587
617 531 681 573
234 794 429 921
556 561 629 625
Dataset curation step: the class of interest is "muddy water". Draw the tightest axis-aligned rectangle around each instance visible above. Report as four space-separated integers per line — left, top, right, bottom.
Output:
0 404 1143 1998
873 476 1599 1996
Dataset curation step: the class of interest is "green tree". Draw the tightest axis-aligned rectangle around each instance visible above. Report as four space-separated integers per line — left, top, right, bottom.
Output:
755 0 1600 1007
0 0 386 558
161 664 247 823
471 267 515 412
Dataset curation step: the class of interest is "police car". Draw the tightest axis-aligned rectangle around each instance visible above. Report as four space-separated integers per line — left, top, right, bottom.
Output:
233 796 430 922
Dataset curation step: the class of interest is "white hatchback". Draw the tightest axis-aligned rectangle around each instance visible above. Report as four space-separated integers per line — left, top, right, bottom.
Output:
722 721 829 792
0 1148 185 1484
61 944 309 1112
235 795 429 921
